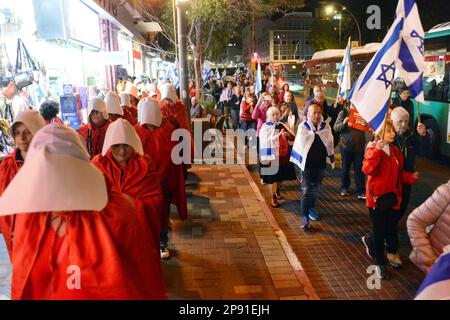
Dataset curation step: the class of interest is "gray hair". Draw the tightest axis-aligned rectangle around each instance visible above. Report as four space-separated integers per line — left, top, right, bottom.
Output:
391 106 409 120
266 106 280 121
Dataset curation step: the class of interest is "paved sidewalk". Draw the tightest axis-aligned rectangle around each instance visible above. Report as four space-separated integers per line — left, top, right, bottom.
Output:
246 157 450 300
162 164 317 300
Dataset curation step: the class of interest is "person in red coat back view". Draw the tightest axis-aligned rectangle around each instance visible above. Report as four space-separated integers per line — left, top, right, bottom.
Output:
119 93 137 125
0 123 167 300
91 118 164 254
159 82 194 172
361 120 419 280
78 97 111 159
134 98 187 260
123 82 139 119
105 91 125 122
0 110 45 259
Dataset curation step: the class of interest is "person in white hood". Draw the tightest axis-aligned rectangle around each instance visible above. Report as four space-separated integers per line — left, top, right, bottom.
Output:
0 123 167 299
0 110 45 258
105 92 124 121
290 104 335 229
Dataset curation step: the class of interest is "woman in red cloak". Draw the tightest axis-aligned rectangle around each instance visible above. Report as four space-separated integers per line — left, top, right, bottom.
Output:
119 93 137 125
0 110 45 259
92 118 164 252
78 97 111 159
0 124 167 300
134 98 187 259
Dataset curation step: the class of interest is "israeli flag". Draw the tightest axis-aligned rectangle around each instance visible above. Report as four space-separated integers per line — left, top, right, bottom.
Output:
349 16 404 133
222 69 227 80
216 68 221 80
233 68 241 83
395 0 426 102
202 60 212 86
255 62 262 97
337 38 352 98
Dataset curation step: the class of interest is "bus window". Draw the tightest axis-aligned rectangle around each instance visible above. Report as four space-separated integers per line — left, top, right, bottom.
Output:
423 35 450 103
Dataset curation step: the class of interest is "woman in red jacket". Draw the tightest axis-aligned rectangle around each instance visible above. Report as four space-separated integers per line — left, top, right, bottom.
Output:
361 120 419 279
0 110 45 258
0 124 167 299
92 118 164 254
78 97 111 159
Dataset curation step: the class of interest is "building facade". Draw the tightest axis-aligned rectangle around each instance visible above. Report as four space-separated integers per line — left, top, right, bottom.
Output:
242 12 315 64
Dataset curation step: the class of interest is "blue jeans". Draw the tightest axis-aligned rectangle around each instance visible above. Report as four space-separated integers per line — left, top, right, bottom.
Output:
230 109 240 130
341 149 365 194
240 120 256 145
300 167 325 218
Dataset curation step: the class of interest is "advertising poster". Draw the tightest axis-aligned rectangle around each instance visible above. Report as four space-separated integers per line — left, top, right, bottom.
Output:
60 95 80 130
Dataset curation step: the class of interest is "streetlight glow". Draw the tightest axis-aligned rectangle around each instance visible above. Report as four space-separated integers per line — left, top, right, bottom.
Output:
325 5 334 15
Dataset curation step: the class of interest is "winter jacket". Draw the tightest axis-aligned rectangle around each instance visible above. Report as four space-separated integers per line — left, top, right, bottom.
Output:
362 144 417 210
407 180 450 273
393 131 429 173
334 106 367 153
240 101 254 121
251 101 270 137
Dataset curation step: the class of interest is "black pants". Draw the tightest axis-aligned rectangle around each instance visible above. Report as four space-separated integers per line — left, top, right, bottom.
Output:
399 185 412 218
341 149 365 194
368 208 402 266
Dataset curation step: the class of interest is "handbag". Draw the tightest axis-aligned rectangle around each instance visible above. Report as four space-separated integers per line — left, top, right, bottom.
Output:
14 39 38 90
0 43 14 88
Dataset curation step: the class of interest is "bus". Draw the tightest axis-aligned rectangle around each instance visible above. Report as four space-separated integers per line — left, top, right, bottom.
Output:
303 23 450 159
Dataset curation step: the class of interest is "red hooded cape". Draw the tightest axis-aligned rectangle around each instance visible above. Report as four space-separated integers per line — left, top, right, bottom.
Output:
134 121 187 223
10 192 167 300
0 149 23 258
120 106 137 125
91 151 164 250
78 120 112 158
160 100 194 168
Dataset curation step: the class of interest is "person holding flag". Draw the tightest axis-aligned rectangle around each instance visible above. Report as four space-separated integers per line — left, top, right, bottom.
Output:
355 0 426 279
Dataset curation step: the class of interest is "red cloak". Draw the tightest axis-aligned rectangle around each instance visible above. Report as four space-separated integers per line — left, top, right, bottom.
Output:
135 122 187 223
78 120 111 158
0 149 23 258
10 192 167 300
121 106 137 125
91 151 164 250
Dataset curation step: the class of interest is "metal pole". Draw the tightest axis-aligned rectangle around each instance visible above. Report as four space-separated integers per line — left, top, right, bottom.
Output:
339 13 342 48
172 0 178 66
176 1 190 111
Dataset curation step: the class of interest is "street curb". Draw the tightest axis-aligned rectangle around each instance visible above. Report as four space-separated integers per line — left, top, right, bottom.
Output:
240 164 320 300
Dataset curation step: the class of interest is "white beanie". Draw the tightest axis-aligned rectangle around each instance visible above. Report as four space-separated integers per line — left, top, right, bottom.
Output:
88 97 109 120
159 83 178 103
102 118 143 156
0 123 108 215
138 98 162 127
119 93 131 107
10 110 45 136
105 92 124 116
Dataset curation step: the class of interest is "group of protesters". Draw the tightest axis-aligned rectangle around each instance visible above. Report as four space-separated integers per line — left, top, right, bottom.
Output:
0 79 191 299
203 74 448 285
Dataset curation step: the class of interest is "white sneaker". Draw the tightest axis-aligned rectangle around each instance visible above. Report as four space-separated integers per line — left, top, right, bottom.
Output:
160 247 170 259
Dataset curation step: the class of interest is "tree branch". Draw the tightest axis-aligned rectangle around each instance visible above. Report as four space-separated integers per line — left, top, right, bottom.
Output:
203 24 215 54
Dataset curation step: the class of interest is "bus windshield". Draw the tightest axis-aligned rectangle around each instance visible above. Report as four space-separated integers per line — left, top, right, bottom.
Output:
423 35 450 103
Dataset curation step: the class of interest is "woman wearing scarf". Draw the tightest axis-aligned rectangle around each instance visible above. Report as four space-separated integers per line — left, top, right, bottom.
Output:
134 98 187 259
0 124 167 299
259 107 296 208
92 119 164 252
78 97 111 159
0 110 45 258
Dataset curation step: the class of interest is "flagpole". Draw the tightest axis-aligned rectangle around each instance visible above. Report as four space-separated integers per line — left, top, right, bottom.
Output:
417 101 421 123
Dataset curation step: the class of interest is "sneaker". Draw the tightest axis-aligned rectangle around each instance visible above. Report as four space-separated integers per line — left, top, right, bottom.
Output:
357 193 366 200
308 208 320 221
340 189 349 196
375 265 390 280
361 236 375 260
387 253 402 269
301 216 311 229
160 247 170 259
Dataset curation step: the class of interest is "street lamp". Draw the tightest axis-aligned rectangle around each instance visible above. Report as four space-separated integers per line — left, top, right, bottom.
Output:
323 2 362 47
175 0 190 108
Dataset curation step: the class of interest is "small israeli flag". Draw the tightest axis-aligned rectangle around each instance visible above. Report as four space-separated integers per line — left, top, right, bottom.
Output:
337 38 352 98
255 62 262 97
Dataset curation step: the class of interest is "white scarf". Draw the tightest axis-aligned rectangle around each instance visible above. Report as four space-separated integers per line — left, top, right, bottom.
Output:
259 121 294 163
290 118 335 171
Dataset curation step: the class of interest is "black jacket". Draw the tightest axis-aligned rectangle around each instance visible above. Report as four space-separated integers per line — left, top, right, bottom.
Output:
393 131 428 173
333 106 366 153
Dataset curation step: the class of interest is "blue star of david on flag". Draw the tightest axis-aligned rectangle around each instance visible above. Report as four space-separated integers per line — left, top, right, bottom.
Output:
410 30 424 55
376 61 396 89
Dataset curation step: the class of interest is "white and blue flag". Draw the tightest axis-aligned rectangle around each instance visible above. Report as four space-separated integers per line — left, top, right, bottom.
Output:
216 68 221 80
202 60 212 86
255 62 262 97
349 16 404 133
395 0 426 102
337 38 352 98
